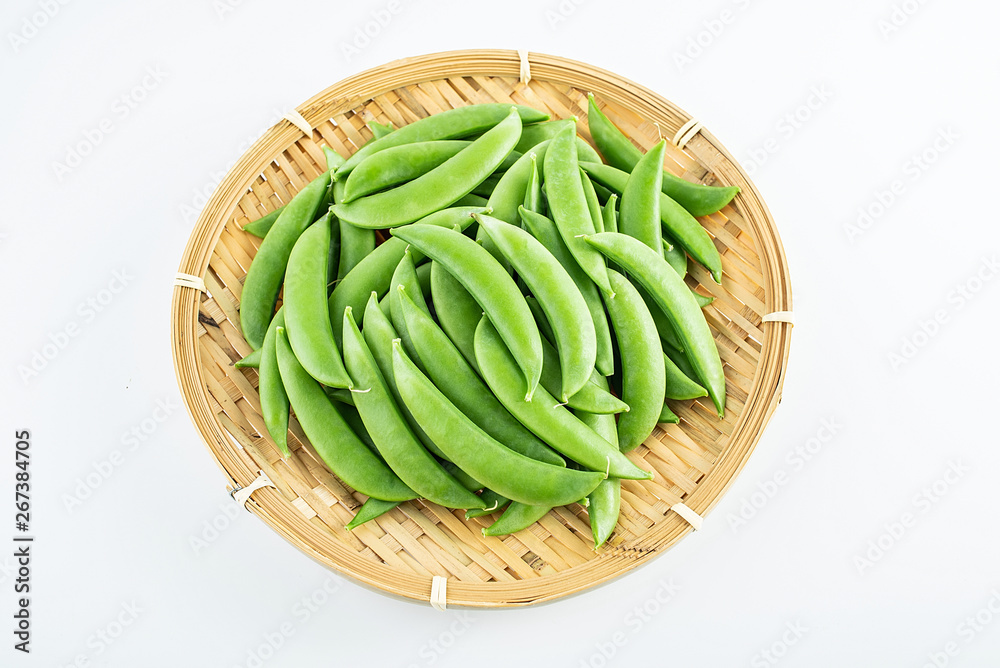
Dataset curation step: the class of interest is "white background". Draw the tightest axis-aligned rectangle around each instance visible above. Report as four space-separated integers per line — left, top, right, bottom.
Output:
3 0 999 666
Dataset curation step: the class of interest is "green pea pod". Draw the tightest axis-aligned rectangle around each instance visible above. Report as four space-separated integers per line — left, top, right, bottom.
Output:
242 205 285 238
591 181 615 205
343 140 499 203
580 166 604 234
483 503 550 537
429 261 484 374
325 387 354 406
342 308 484 509
333 110 521 228
664 352 708 400
476 213 596 400
337 104 547 176
396 286 565 467
283 215 352 388
575 381 621 548
518 206 614 377
367 120 395 139
346 497 398 530
581 162 722 283
586 94 739 218
466 489 511 519
603 269 667 452
240 170 331 348
602 194 619 234
259 309 289 457
275 327 414 501
586 233 726 416
328 207 482 349
361 293 449 461
514 119 602 163
664 342 700 388
659 403 680 424
692 289 714 308
334 182 376 281
234 348 262 369
620 140 666 254
662 235 688 277
388 250 430 364
537 334 628 415
544 125 612 295
392 340 604 507
635 282 684 353
475 318 652 480
523 154 543 215
391 223 543 400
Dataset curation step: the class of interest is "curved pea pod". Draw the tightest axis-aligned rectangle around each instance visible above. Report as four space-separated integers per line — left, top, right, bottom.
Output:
367 119 395 139
483 503 551 537
333 110 521 228
342 140 470 202
234 347 262 369
580 166 604 234
575 383 621 548
545 125 612 295
240 170 331 349
275 327 414 501
361 292 450 462
586 93 739 218
620 139 666 254
475 318 652 480
514 119 603 163
659 403 680 424
346 497 398 530
636 282 684 353
664 352 708 400
242 205 285 238
523 154 543 214
342 308 484 509
391 223 543 399
662 235 688 277
537 334 628 415
388 250 430 362
259 309 289 457
327 207 482 349
393 340 605 506
603 269 666 452
429 261 483 374
692 290 714 308
664 342 700 389
283 215 352 388
337 103 547 176
476 213 596 400
586 233 726 417
581 162 723 283
396 286 565 467
465 489 510 519
518 206 614 377
602 194 619 234
334 181 376 281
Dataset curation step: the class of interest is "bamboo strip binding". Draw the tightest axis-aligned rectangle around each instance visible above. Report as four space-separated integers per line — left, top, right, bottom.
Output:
170 50 792 608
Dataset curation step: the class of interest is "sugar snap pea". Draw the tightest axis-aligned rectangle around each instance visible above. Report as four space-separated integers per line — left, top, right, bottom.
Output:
662 235 688 277
331 153 376 281
620 139 666 254
391 223 543 399
260 309 289 456
240 170 331 349
664 352 707 400
474 318 652 480
342 308 484 509
603 269 666 452
575 377 621 548
428 261 483 374
659 403 680 424
275 327 414 501
518 206 614 377
283 215 352 388
396 286 565 467
602 194 618 234
586 94 739 218
242 205 285 238
343 140 470 202
523 154 543 214
581 162 722 283
388 250 430 364
234 347 262 369
466 489 510 519
392 340 604 507
346 497 398 530
476 213 595 400
336 103 547 176
580 166 604 234
514 118 603 163
367 119 395 139
544 125 612 295
585 233 726 416
536 333 628 415
328 207 481 349
483 502 550 537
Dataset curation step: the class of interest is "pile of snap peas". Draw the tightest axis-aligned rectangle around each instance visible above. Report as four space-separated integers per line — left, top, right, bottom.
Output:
236 97 738 547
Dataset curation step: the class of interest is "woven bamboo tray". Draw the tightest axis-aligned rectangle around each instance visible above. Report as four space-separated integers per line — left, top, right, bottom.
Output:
171 50 792 608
